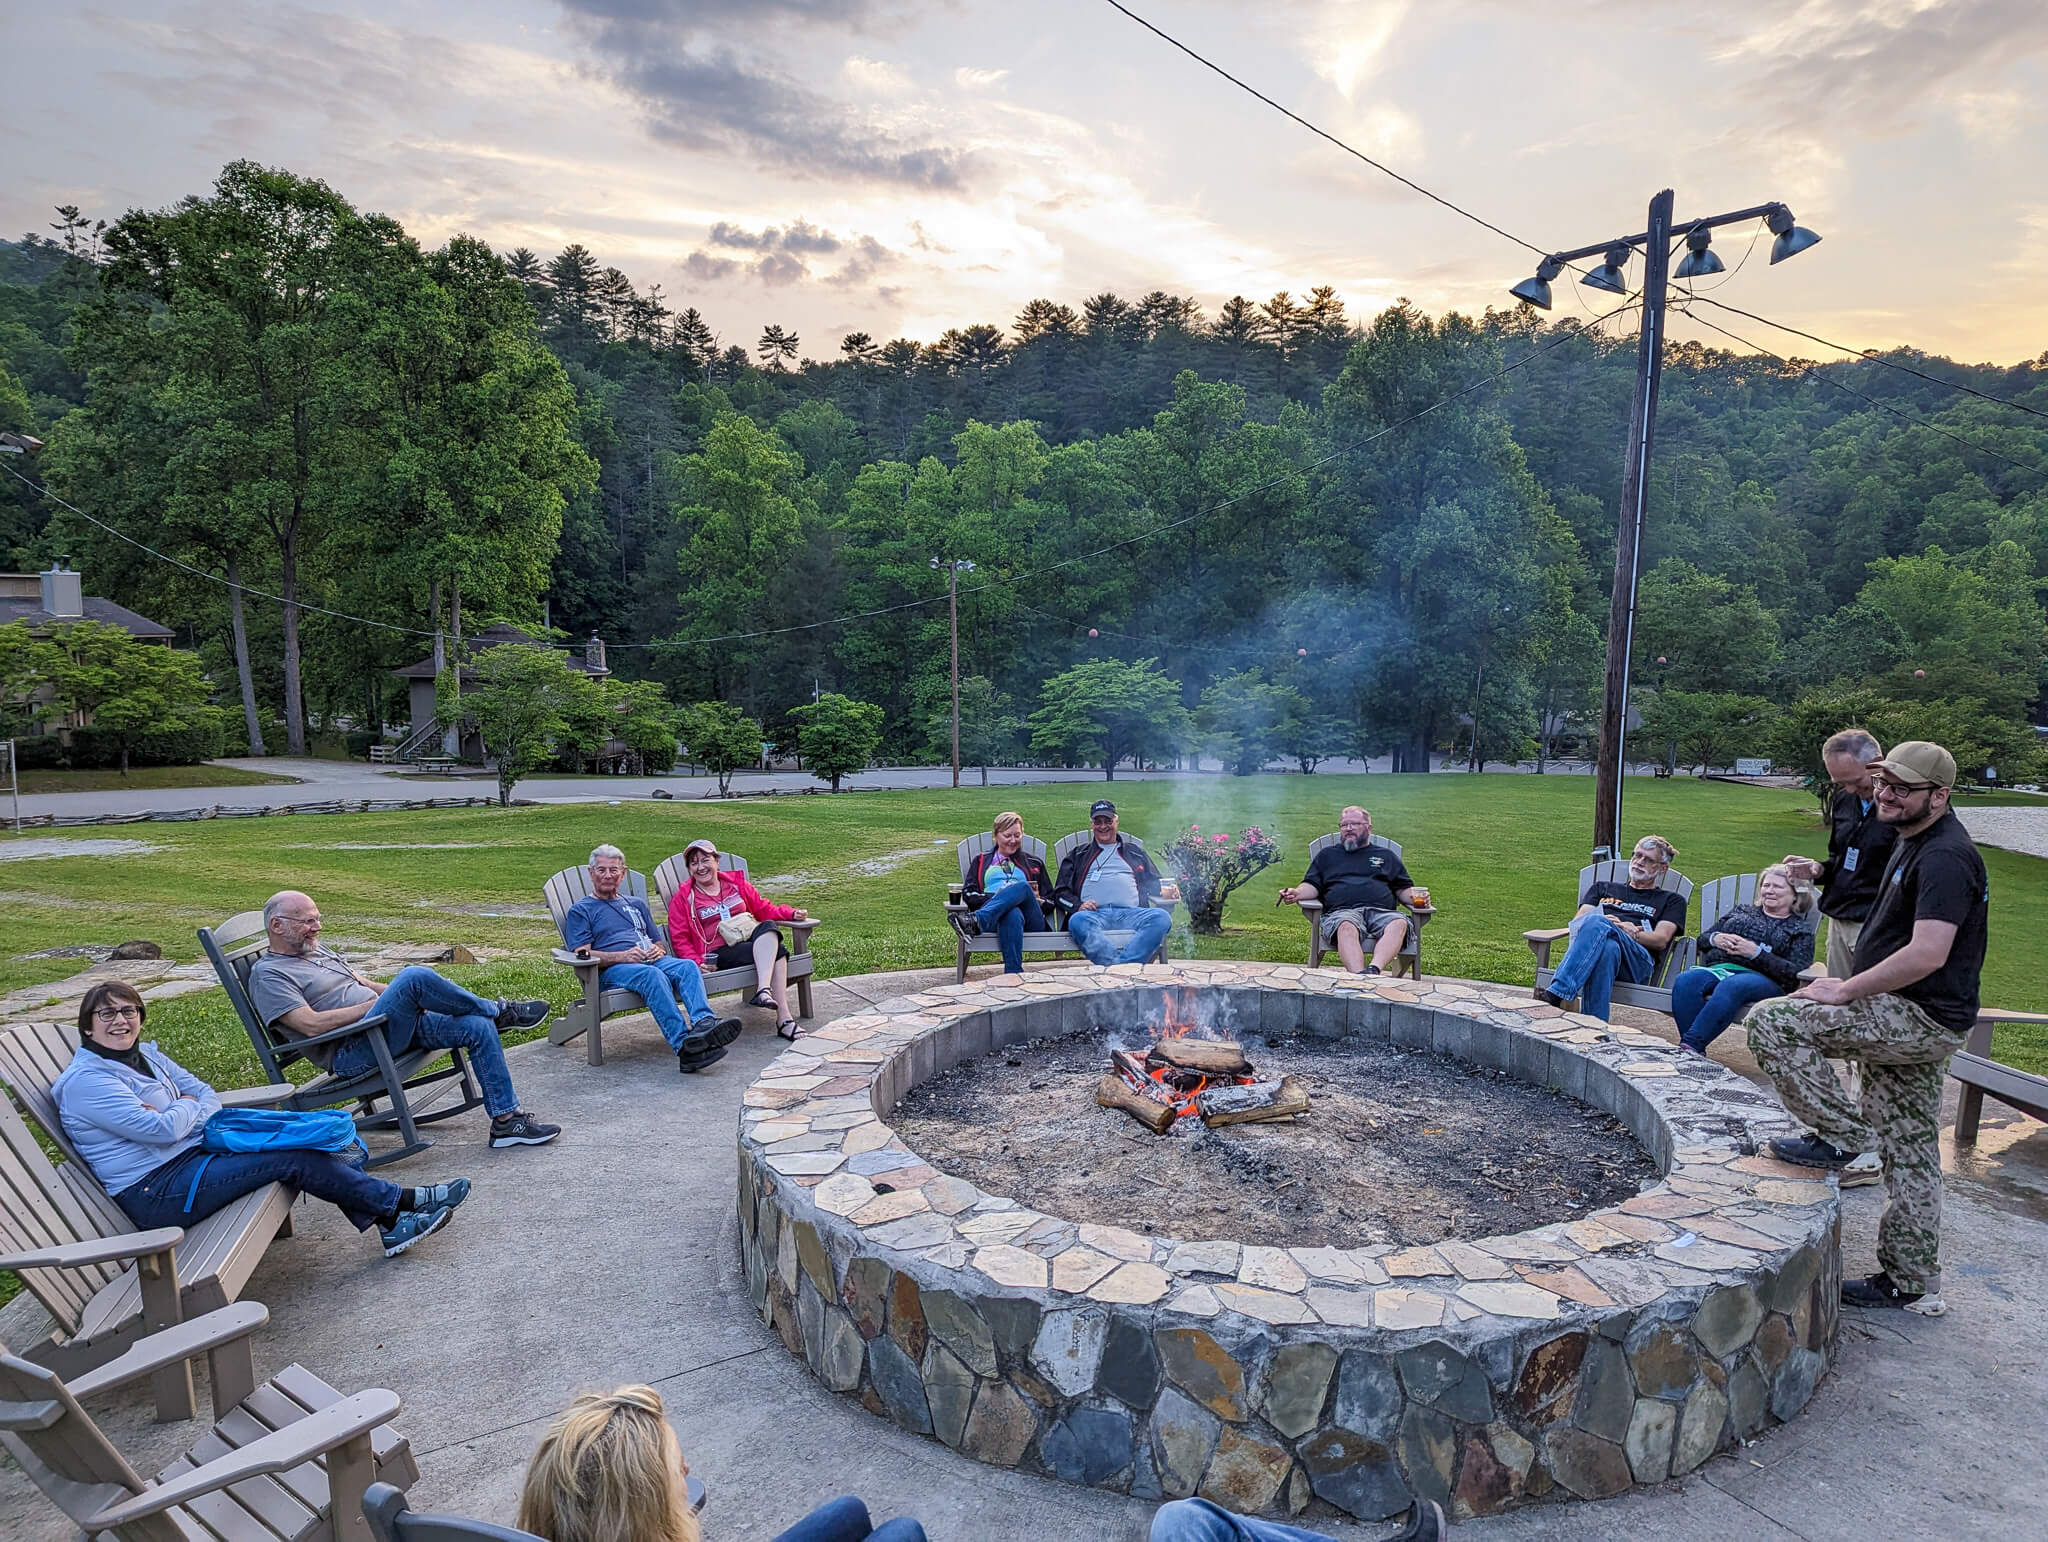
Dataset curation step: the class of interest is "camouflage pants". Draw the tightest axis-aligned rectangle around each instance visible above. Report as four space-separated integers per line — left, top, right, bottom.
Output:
1747 992 1958 1293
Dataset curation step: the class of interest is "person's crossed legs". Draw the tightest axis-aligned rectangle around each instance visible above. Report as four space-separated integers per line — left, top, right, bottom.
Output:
1544 912 1653 1020
1673 967 1782 1053
335 966 519 1117
1069 904 1171 966
973 882 1050 974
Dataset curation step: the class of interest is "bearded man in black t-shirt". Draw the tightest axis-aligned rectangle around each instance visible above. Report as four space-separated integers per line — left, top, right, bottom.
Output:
1279 805 1429 975
1747 741 1989 1317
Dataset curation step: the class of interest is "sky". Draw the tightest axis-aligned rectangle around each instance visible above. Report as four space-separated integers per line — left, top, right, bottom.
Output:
6 0 2048 364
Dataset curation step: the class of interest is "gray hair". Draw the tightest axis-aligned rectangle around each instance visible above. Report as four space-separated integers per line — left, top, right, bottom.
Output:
263 890 309 931
589 844 625 867
1759 863 1818 917
1823 728 1882 763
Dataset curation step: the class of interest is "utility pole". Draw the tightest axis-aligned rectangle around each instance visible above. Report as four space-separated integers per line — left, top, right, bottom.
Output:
1508 196 1820 860
931 556 976 788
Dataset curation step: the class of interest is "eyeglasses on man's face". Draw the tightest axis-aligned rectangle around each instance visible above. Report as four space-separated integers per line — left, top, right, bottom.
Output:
1874 780 1938 802
1631 850 1669 867
93 1005 144 1024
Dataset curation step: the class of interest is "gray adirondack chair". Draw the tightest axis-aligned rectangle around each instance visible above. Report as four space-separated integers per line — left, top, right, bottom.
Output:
1953 1009 2048 1143
542 864 653 1066
0 1021 297 1422
651 850 818 1019
944 831 1175 982
364 1474 703 1540
0 1298 417 1542
1690 873 1824 987
1295 832 1434 978
1523 860 1695 1013
200 913 490 1168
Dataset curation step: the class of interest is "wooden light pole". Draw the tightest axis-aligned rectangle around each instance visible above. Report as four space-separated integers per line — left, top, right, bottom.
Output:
1508 194 1821 859
931 557 976 788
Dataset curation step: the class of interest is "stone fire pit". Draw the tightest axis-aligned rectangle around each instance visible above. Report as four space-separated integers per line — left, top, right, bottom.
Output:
737 962 1841 1522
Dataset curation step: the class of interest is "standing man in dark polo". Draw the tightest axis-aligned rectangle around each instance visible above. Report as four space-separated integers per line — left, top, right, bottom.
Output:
1747 741 1989 1316
1782 728 1897 980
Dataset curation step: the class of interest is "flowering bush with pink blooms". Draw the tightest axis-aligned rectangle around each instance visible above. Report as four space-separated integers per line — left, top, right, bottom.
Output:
1160 822 1282 935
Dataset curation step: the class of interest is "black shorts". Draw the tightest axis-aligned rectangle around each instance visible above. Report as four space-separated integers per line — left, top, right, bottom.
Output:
711 920 788 970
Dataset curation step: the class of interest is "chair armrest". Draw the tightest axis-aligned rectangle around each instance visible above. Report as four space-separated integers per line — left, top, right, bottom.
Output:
1967 1008 2048 1056
1298 899 1324 917
549 947 605 974
1523 928 1569 944
218 1082 296 1109
0 1227 185 1271
1405 904 1437 919
1797 963 1826 984
787 918 819 941
281 1011 393 1052
84 1388 403 1528
66 1302 269 1401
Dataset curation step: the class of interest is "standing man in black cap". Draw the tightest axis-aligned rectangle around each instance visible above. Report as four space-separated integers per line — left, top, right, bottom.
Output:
1053 800 1180 965
1746 741 1990 1316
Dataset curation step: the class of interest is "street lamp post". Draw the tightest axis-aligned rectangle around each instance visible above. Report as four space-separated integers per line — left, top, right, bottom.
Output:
930 557 977 788
1509 195 1820 859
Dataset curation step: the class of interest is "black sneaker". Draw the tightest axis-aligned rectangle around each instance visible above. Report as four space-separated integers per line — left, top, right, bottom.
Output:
1394 1498 1447 1542
679 1044 730 1075
1769 1133 1859 1171
1537 987 1568 1008
950 909 982 939
683 1016 744 1054
495 998 550 1031
489 1110 561 1148
1842 1270 1947 1317
1363 964 1382 976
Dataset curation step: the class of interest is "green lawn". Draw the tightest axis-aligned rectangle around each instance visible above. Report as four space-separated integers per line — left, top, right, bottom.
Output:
2 772 2043 1085
13 763 302 794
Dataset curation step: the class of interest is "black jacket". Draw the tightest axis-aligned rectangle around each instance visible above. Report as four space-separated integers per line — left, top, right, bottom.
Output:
963 848 1054 911
1817 792 1896 922
1698 904 1815 991
1052 837 1166 916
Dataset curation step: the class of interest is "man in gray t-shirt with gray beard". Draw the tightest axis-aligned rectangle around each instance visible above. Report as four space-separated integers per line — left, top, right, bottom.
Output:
247 889 562 1149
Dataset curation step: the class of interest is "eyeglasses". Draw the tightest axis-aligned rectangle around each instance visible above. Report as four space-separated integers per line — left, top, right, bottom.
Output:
1631 852 1669 867
283 913 320 926
92 1005 143 1024
1874 781 1938 801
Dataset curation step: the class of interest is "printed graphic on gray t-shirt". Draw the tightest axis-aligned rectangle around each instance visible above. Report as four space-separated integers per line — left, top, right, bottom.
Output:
247 949 377 1068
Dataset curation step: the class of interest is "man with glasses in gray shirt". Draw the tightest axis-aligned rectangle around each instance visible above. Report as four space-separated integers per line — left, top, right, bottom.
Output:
249 890 560 1148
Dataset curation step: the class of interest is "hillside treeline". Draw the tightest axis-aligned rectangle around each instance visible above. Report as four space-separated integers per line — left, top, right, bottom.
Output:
2 164 2045 775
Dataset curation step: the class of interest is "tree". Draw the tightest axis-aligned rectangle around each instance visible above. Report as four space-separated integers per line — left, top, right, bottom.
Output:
1636 690 1774 774
1524 570 1602 771
1195 670 1285 775
33 622 221 774
757 324 800 370
790 692 882 791
916 673 1018 784
466 642 594 806
608 678 679 774
677 699 763 795
1271 691 1349 774
1028 657 1187 779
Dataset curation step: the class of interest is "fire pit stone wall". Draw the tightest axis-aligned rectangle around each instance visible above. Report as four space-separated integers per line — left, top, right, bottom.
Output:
737 961 1841 1521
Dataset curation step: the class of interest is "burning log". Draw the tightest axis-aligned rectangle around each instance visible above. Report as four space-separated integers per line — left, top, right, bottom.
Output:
1148 1039 1251 1077
1197 1074 1310 1127
1095 1072 1177 1134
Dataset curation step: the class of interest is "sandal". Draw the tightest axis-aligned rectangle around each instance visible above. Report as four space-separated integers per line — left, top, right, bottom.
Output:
749 989 777 1010
776 1019 804 1041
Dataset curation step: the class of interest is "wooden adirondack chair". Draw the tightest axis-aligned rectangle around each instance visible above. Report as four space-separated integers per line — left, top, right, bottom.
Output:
0 1299 417 1542
651 850 818 1019
1523 860 1695 1013
1953 1009 2048 1143
0 1021 297 1422
199 913 490 1168
1690 872 1825 987
1295 832 1434 979
945 832 1068 982
543 864 655 1066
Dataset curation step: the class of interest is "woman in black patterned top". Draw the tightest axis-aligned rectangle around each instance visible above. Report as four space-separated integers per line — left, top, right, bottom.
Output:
1672 864 1815 1055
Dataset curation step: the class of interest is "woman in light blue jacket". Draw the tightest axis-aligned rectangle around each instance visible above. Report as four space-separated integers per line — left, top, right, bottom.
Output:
53 980 470 1258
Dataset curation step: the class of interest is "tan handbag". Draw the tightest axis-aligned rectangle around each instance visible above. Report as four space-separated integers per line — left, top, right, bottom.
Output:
715 909 756 947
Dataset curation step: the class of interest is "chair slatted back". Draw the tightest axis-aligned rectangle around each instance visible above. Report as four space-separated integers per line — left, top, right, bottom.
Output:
0 1352 165 1539
955 832 1050 882
651 850 751 913
1574 860 1695 986
0 1084 130 1340
1050 831 1152 867
1303 832 1404 863
197 910 297 1083
543 866 650 941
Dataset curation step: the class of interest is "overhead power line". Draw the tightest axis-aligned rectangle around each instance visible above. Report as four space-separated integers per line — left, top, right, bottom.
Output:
1686 296 2048 424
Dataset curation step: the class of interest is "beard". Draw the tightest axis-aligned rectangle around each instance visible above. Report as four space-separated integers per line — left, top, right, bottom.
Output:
1341 835 1361 851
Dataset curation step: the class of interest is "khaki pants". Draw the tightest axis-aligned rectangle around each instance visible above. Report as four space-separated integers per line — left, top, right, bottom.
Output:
1747 992 1959 1292
1825 916 1862 980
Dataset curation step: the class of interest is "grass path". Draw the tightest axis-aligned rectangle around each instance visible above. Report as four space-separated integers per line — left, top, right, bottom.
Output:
12 763 302 794
2 772 2042 1089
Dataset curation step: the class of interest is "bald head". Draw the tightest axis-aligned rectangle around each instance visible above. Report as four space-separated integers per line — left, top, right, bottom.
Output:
263 890 323 955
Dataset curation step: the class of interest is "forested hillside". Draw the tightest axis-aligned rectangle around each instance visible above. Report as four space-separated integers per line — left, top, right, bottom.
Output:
4 164 2045 777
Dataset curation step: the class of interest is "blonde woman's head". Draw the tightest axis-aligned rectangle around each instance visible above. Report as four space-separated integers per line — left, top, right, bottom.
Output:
517 1386 698 1542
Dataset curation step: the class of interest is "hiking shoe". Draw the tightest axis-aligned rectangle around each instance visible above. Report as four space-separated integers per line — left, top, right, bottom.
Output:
1842 1271 1947 1316
1839 1150 1884 1188
1537 987 1568 1008
1394 1497 1447 1542
1363 964 1382 976
1769 1133 1864 1172
413 1176 471 1211
950 909 981 939
683 1016 743 1054
489 1110 561 1148
679 1044 731 1075
381 1204 454 1257
495 998 550 1031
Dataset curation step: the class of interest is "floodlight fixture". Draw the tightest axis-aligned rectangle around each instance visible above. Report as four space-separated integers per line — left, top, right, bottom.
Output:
1510 254 1566 309
1766 204 1821 264
1673 225 1725 280
1582 243 1633 295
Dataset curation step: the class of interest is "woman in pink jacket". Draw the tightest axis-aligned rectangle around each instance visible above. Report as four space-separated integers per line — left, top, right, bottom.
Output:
667 838 810 1039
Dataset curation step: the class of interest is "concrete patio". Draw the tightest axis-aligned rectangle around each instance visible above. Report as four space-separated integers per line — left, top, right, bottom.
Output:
3 968 2044 1541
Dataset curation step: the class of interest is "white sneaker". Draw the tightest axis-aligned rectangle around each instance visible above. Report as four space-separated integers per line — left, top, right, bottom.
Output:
1905 1293 1948 1318
1839 1151 1884 1188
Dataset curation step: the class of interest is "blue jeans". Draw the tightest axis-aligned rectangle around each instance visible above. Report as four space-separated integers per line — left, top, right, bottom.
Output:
771 1496 927 1542
976 881 1050 973
1546 913 1655 1021
1672 965 1784 1051
116 1143 402 1234
331 966 518 1118
1067 904 1173 966
1150 1498 1339 1542
599 955 715 1051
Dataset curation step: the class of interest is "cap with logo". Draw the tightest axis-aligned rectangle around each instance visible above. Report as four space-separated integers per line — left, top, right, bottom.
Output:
683 838 720 859
1871 741 1956 790
1089 800 1117 818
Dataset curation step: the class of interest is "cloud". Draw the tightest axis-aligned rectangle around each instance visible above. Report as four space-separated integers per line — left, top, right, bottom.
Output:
709 217 843 253
684 222 897 289
555 4 973 189
844 55 914 94
955 66 1009 88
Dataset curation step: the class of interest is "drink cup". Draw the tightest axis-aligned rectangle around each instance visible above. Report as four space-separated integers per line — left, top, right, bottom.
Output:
1410 887 1431 908
948 883 965 904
